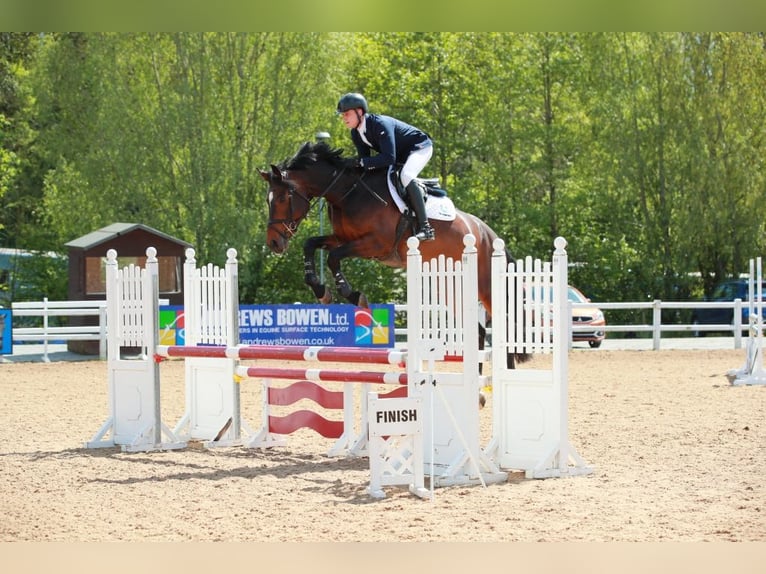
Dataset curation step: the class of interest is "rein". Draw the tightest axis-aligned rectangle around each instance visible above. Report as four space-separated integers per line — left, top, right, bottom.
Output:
352 173 389 206
324 167 389 206
267 163 389 241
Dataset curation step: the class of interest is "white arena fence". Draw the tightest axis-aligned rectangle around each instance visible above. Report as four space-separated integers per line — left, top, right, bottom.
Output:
4 293 760 361
9 299 107 361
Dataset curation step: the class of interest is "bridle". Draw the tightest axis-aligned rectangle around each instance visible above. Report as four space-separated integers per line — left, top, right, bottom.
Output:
266 167 350 241
267 180 311 241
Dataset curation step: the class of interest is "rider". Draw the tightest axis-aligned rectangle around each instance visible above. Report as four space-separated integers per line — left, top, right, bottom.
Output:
336 92 435 242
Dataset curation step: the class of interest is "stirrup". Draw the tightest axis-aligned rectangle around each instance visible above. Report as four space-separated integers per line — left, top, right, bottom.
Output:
414 225 435 242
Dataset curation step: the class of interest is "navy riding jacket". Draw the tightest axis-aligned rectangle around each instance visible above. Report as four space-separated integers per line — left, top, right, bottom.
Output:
351 114 432 170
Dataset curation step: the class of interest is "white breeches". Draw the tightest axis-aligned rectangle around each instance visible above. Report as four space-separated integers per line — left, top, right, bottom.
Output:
400 144 433 187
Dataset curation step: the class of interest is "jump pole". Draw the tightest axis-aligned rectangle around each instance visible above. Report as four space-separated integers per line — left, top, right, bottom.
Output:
157 343 406 365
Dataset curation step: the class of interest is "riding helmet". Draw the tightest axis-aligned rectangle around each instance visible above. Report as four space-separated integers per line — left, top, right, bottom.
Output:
337 93 368 114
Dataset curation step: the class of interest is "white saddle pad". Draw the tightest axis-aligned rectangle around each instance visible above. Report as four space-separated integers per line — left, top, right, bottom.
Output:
387 168 457 221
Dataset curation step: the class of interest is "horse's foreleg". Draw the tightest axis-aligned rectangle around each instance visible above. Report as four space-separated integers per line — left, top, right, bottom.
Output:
303 236 332 304
326 246 368 308
331 270 368 308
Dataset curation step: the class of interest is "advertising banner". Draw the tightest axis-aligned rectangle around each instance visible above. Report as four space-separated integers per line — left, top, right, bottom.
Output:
158 303 395 348
0 309 11 355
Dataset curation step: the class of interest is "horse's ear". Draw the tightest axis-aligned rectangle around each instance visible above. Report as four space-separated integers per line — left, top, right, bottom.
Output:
270 164 283 181
258 169 270 182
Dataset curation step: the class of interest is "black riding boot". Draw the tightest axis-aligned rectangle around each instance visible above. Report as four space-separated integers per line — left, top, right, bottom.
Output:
405 181 435 242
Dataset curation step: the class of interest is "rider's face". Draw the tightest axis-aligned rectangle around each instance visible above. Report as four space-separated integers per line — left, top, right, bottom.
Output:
341 108 362 129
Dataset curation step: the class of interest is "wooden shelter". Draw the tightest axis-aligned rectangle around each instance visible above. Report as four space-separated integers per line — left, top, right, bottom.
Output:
65 223 192 354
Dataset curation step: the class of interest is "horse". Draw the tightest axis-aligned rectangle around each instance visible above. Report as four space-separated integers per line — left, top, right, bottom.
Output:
259 141 529 368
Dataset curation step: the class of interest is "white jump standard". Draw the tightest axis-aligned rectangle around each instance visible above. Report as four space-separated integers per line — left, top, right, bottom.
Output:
727 256 766 386
86 248 185 452
486 236 592 478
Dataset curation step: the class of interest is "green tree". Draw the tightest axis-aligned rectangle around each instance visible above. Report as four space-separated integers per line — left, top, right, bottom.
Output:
676 33 766 293
34 33 348 303
0 32 40 247
9 32 766 310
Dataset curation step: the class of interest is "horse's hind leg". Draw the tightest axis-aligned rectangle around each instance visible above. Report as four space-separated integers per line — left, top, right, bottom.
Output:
303 236 332 304
477 323 489 408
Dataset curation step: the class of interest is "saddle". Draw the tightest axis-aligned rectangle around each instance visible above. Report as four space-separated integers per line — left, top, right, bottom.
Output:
389 169 448 200
384 167 457 222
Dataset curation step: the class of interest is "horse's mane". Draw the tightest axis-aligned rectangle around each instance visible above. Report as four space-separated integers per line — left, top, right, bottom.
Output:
281 141 345 171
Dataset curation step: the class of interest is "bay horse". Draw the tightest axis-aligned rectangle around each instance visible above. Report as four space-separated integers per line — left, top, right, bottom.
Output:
260 141 529 368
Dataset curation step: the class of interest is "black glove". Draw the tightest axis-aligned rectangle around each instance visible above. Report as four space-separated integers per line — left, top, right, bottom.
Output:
343 157 362 169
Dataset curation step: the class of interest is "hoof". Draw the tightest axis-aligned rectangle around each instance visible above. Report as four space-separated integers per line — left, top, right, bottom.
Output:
349 291 369 308
318 288 332 305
